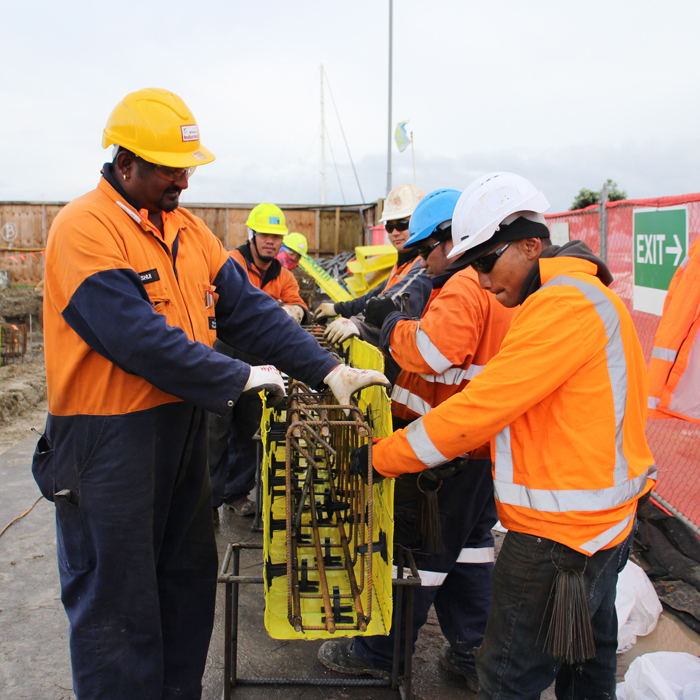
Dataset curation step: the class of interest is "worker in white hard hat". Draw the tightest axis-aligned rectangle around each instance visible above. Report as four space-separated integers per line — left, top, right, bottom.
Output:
314 184 432 382
33 87 390 699
352 172 656 698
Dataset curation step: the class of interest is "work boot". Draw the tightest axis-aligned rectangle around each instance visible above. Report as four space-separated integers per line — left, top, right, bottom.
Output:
226 496 255 517
318 639 389 679
439 643 479 693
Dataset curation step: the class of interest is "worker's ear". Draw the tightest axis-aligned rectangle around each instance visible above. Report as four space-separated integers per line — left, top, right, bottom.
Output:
522 237 544 260
114 149 137 180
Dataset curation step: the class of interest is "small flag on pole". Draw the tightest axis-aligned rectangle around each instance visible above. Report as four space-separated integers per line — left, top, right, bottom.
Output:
394 121 412 153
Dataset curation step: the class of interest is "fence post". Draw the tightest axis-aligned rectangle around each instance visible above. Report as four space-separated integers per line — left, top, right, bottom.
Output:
599 182 609 263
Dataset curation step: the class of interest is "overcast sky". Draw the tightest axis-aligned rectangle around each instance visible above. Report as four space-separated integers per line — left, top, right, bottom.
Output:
2 0 698 214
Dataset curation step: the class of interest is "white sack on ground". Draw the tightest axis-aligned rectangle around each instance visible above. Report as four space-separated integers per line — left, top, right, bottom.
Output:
616 651 700 700
617 560 663 653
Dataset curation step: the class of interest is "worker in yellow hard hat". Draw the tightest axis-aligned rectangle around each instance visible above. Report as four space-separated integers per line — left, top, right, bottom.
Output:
277 232 308 270
34 87 390 699
211 208 309 517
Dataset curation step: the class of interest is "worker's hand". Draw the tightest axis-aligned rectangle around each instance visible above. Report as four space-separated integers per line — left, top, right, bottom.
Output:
324 318 360 345
323 364 391 407
282 304 305 324
243 365 286 406
314 302 337 321
364 295 399 328
350 443 385 483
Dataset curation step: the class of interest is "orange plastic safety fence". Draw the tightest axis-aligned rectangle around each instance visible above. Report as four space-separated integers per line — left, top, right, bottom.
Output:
547 195 700 531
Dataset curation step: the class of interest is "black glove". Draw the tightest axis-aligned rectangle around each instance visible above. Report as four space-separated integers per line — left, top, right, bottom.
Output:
350 444 386 483
364 295 399 328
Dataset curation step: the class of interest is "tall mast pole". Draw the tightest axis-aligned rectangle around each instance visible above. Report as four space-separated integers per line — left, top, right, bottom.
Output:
320 64 327 205
386 0 393 195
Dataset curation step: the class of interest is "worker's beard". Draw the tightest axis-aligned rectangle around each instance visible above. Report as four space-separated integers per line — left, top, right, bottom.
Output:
252 236 276 263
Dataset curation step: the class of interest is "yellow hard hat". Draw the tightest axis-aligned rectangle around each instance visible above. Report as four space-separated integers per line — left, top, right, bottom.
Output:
283 232 308 256
102 88 215 168
246 203 289 235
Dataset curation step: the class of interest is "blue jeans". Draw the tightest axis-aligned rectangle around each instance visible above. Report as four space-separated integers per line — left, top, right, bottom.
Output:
476 527 634 700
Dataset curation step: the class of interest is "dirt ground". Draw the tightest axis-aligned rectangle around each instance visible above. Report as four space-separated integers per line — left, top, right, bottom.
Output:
0 287 47 452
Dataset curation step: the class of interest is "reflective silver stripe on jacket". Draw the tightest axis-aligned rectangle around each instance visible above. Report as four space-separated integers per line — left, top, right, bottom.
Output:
580 512 634 554
493 274 653 513
418 364 485 384
388 259 426 300
651 347 678 362
456 546 495 564
391 385 432 416
405 418 449 467
415 325 453 374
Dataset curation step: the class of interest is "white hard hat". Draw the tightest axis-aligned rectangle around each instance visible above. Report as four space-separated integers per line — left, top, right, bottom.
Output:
447 173 550 260
380 184 427 222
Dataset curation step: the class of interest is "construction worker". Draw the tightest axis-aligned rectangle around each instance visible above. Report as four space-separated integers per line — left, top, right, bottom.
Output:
314 184 432 377
277 231 308 270
32 88 389 700
210 205 308 517
231 204 307 323
648 235 700 423
318 189 515 691
351 172 657 699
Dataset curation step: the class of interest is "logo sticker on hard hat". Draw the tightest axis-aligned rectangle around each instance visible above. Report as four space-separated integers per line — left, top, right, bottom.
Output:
191 150 207 161
269 217 280 225
181 125 199 142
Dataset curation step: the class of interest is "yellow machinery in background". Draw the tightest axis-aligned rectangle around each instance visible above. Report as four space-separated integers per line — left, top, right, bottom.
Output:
345 245 397 297
261 335 394 640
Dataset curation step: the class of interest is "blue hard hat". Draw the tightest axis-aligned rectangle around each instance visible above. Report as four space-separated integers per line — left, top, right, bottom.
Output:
404 189 462 248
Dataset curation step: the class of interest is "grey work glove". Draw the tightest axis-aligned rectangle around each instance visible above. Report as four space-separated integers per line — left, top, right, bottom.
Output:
323 364 390 407
243 365 286 406
324 317 360 345
314 302 337 321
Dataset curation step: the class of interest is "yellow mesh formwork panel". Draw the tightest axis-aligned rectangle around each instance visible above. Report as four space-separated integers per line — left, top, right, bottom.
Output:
262 337 394 640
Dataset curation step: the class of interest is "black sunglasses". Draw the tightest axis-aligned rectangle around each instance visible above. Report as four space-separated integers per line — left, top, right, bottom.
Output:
385 220 410 233
416 239 443 260
470 241 513 273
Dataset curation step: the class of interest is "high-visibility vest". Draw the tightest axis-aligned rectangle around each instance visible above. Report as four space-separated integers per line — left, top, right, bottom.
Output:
648 237 700 424
373 255 656 555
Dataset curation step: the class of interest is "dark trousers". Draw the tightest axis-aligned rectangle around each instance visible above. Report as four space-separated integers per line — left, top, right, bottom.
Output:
476 527 634 700
33 403 218 700
209 341 261 507
355 459 497 673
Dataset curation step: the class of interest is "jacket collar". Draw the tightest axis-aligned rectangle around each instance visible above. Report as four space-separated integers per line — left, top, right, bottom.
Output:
99 165 185 249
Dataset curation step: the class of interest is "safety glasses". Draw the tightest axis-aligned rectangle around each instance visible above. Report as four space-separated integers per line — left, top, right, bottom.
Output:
385 219 410 233
470 241 513 273
136 156 196 182
416 239 443 260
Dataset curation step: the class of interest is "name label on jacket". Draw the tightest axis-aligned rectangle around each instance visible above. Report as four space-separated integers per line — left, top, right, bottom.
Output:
139 269 161 284
209 317 217 330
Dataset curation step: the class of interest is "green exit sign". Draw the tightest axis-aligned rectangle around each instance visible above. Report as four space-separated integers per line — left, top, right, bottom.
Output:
633 207 687 316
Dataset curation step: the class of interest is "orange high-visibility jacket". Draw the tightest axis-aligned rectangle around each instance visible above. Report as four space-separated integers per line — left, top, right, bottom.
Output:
44 176 336 418
388 267 514 428
373 255 656 555
230 244 307 309
648 237 700 424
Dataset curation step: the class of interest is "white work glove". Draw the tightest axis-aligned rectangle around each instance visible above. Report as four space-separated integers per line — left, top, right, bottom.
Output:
282 304 304 324
323 364 391 407
324 317 360 345
243 365 286 405
314 302 337 321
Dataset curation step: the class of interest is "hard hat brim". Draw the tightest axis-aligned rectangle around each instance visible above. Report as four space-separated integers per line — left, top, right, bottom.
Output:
102 131 216 168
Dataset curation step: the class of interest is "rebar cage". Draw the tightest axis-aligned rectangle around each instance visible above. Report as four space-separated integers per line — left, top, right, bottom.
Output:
262 336 394 639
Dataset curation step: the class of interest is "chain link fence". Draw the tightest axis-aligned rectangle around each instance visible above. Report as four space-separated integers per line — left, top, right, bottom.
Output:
547 194 700 533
